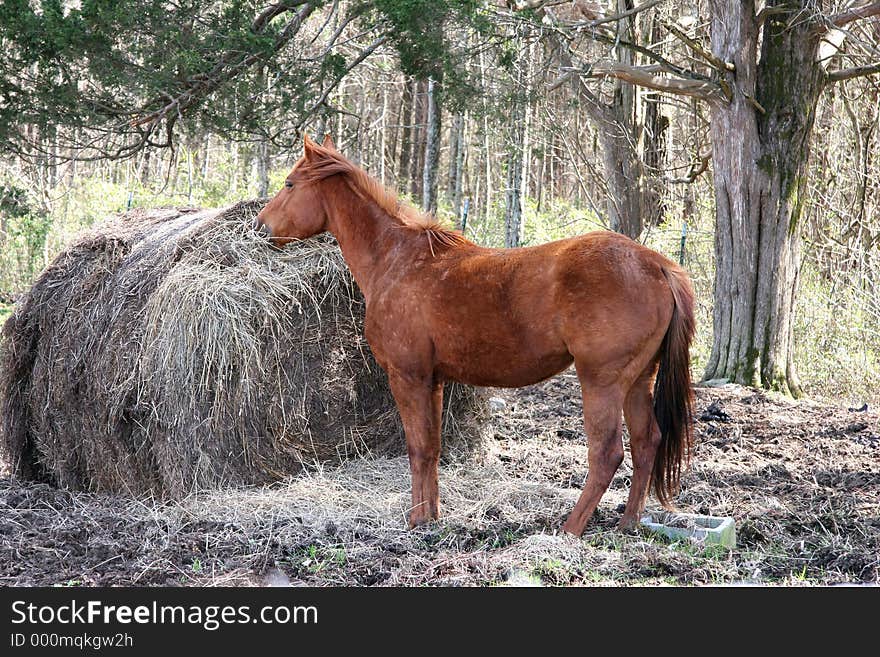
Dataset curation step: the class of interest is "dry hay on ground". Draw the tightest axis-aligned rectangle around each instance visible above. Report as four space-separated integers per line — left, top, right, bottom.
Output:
0 200 486 497
0 380 876 586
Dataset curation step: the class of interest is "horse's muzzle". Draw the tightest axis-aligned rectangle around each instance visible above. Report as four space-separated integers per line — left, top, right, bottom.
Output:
252 216 272 237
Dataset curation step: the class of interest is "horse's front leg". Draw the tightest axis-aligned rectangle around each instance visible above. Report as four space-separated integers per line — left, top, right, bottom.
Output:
387 373 445 528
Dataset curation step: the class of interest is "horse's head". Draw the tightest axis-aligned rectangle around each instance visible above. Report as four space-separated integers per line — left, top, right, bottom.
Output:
254 134 335 245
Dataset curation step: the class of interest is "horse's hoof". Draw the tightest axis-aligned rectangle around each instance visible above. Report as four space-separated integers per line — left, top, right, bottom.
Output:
618 515 641 534
408 513 439 529
618 522 639 535
560 521 584 537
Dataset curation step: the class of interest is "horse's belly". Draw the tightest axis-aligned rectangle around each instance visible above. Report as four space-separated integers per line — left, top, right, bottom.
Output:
435 345 573 388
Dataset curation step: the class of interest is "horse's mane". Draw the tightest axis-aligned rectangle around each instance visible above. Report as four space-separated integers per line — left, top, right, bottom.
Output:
295 141 471 253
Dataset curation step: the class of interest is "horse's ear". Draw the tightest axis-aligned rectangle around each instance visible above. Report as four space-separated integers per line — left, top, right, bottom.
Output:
322 134 336 150
303 133 317 159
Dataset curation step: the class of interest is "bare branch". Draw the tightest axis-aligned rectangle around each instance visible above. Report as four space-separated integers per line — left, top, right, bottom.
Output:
828 61 880 82
588 29 710 82
662 20 735 72
830 2 880 27
295 35 390 130
547 69 577 92
253 1 310 32
582 62 724 100
666 149 711 184
507 0 578 11
581 0 663 28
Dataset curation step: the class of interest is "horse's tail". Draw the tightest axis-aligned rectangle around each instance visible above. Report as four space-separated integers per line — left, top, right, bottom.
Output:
651 264 696 508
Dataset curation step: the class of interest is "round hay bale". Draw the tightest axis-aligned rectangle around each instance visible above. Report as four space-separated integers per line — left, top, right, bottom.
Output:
0 200 488 496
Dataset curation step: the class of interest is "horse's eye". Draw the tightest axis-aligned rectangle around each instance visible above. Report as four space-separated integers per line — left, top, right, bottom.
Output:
284 181 294 189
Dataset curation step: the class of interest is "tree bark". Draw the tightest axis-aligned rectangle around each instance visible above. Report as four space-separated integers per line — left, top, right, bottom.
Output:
704 0 826 396
396 77 414 190
504 26 531 248
255 138 270 198
410 79 427 200
422 78 442 214
504 107 526 247
448 112 466 226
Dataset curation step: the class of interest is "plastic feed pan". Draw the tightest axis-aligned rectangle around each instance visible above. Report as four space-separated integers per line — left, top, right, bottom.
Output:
639 511 736 548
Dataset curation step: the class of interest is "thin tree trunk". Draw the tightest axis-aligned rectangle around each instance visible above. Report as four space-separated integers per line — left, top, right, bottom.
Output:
410 79 427 200
422 77 442 213
396 77 414 190
452 113 466 227
504 27 530 248
256 139 270 198
229 142 239 196
380 82 388 185
446 112 462 203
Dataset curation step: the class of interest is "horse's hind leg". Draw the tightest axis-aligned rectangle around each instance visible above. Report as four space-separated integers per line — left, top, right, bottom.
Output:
620 363 661 530
561 370 625 537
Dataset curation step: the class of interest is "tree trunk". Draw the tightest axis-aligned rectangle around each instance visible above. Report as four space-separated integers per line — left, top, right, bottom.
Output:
704 0 825 396
504 109 526 247
380 82 389 185
451 113 466 227
639 15 669 228
422 78 442 214
602 0 642 238
642 93 668 227
256 138 270 198
410 79 427 200
549 3 646 240
396 77 414 190
446 112 462 203
504 27 530 248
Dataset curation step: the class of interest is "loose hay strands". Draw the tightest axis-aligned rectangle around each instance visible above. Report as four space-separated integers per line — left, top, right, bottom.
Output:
0 200 487 496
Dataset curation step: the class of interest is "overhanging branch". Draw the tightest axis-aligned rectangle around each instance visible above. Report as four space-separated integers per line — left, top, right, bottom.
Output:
578 0 663 28
830 2 880 27
132 3 319 129
581 62 725 100
828 61 880 82
662 20 735 73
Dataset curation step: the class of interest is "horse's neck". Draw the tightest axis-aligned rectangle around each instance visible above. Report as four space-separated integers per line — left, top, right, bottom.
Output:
323 179 407 303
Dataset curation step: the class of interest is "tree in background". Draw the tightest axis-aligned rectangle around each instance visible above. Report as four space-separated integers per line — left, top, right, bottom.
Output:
528 0 880 395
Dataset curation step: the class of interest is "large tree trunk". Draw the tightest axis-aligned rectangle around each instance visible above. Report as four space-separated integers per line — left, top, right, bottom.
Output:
704 0 825 396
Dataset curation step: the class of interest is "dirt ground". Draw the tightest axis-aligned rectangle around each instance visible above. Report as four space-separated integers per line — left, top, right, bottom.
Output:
1 371 877 586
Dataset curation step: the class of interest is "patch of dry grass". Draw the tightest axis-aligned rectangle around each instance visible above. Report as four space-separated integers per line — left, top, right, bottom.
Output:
1 374 876 587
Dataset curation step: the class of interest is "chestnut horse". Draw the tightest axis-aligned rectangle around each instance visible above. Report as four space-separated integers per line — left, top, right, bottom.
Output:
256 135 695 536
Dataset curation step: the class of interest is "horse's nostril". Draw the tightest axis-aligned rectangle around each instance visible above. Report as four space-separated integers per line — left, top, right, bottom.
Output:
252 216 272 237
